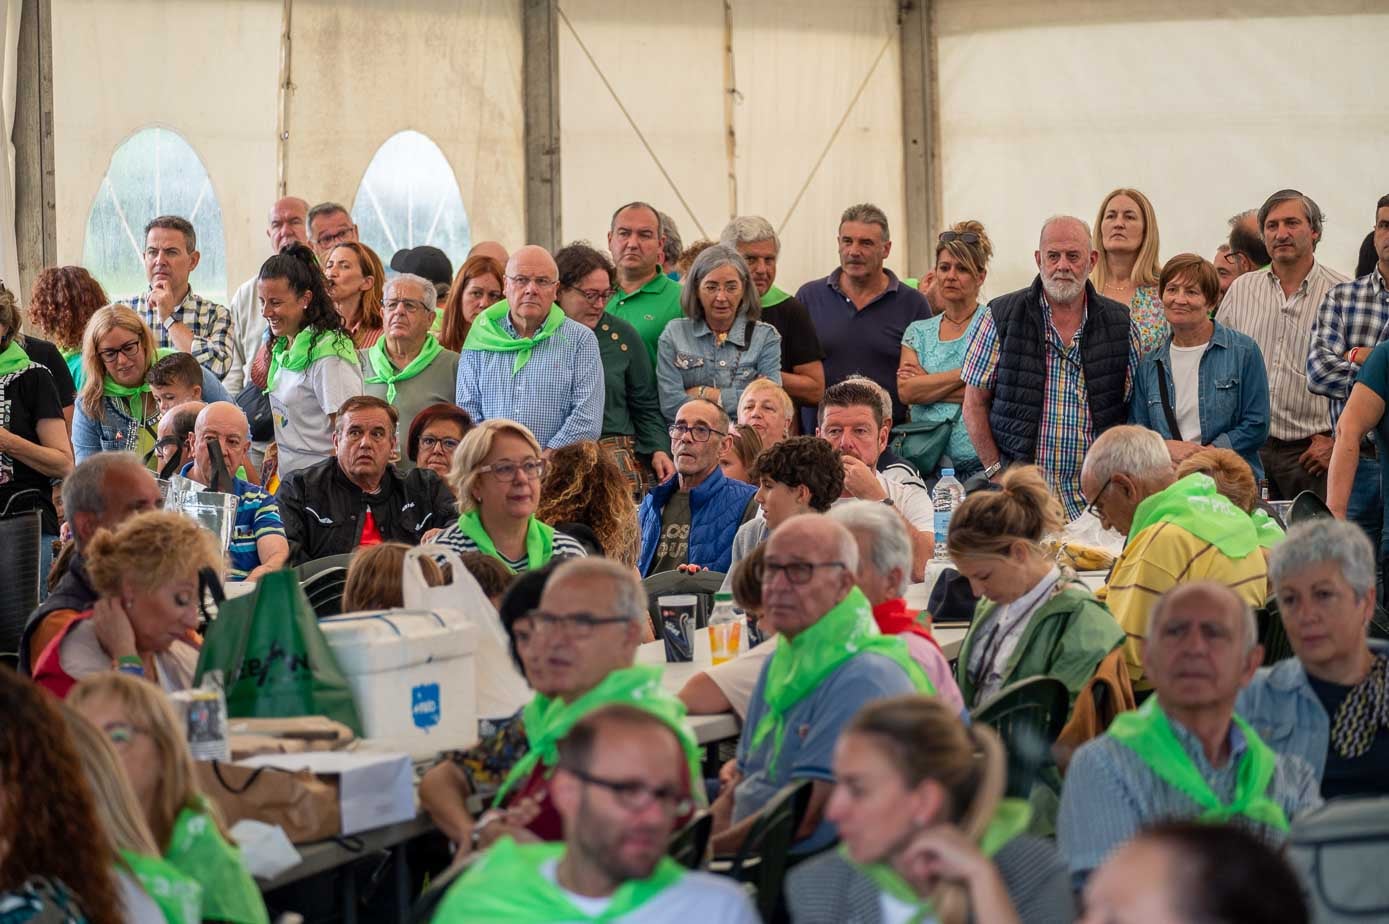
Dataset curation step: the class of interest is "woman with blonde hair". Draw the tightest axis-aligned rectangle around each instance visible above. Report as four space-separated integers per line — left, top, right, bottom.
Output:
788 695 1074 924
32 509 224 698
736 377 794 448
60 704 202 924
947 465 1124 709
1092 187 1167 354
324 240 386 348
341 541 445 611
898 220 994 478
536 440 640 568
69 673 268 924
434 419 588 571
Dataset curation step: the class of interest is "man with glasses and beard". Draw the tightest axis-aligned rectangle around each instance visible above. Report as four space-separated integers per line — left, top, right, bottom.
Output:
962 215 1140 519
432 704 758 922
636 398 758 576
709 513 931 857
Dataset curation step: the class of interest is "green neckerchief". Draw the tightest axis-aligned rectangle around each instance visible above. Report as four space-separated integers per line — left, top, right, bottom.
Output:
760 285 792 309
456 510 555 574
0 339 32 376
432 838 684 923
365 334 442 402
493 664 705 809
165 800 270 924
1251 508 1285 549
849 799 1032 924
1107 698 1289 831
119 850 203 924
751 587 935 775
462 301 565 373
266 329 358 392
1127 473 1260 560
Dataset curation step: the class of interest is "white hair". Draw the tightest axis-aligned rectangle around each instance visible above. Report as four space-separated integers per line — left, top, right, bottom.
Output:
720 216 779 253
387 272 438 310
829 501 912 597
771 513 860 573
1269 519 1376 601
1081 425 1171 486
1148 582 1259 654
1039 214 1093 247
548 557 647 623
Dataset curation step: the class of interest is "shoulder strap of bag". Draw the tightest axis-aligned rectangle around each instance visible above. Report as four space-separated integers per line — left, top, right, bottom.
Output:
1155 360 1185 442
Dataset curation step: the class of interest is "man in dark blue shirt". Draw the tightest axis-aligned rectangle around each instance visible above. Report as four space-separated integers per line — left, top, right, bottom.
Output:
796 203 931 431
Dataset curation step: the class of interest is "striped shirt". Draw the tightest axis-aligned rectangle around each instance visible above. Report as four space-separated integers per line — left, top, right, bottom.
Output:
180 465 284 581
1306 268 1389 427
1099 520 1268 690
962 294 1140 520
433 524 588 572
1219 261 1350 440
123 289 234 378
1059 715 1322 886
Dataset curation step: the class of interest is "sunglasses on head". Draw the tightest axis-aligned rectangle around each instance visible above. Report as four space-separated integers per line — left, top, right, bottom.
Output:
938 231 981 245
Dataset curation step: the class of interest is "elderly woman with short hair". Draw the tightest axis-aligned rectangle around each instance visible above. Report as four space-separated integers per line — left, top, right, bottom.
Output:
1238 519 1389 798
655 244 782 422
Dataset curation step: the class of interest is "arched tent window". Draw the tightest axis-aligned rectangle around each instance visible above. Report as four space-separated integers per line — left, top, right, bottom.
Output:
82 127 227 302
352 131 471 276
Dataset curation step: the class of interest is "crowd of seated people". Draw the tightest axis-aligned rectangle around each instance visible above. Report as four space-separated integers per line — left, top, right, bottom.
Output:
4 183 1389 924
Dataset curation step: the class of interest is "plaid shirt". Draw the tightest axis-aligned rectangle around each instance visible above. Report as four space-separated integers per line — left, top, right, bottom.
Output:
1307 268 1389 427
122 289 234 378
963 295 1139 519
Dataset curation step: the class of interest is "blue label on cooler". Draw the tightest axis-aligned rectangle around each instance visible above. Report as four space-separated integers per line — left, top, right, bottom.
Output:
412 683 441 730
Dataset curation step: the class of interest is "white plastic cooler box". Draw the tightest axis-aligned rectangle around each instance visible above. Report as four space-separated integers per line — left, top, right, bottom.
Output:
319 608 479 760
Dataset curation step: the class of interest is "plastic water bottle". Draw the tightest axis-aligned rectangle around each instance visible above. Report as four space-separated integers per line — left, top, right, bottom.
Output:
708 593 742 665
932 469 965 560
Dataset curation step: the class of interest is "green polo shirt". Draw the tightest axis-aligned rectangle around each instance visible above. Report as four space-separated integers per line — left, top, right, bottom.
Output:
595 312 668 455
606 271 683 365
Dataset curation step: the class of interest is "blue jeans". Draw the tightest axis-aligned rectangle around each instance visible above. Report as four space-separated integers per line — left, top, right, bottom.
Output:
1347 457 1384 556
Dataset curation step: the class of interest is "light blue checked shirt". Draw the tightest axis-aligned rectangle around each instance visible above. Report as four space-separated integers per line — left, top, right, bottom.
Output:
962 294 1140 519
455 312 604 448
122 288 234 378
1058 711 1322 889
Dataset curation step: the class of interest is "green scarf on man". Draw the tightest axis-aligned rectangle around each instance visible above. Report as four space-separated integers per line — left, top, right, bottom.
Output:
364 334 442 402
462 301 565 373
1127 473 1260 559
760 285 792 309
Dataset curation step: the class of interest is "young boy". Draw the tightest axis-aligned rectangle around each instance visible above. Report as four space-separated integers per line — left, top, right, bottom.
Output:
146 352 204 414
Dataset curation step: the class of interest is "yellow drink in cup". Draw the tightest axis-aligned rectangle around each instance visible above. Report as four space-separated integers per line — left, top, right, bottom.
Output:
708 592 740 665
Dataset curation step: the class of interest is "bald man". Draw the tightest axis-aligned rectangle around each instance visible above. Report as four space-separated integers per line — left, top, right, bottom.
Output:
454 244 603 449
467 240 509 265
962 215 1141 518
154 400 206 477
225 196 311 393
182 401 288 581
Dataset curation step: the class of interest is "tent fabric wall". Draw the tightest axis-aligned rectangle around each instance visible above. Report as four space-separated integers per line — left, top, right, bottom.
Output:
935 0 1389 299
559 0 907 293
0 0 19 298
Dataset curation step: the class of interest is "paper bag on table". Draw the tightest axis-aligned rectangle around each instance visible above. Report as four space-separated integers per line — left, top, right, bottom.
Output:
195 760 340 844
236 750 415 836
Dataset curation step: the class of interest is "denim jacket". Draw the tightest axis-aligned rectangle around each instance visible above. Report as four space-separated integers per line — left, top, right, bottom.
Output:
1237 639 1389 782
1129 321 1269 478
655 311 782 422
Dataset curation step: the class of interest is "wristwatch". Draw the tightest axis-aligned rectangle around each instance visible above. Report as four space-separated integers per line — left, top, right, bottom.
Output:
982 460 1003 480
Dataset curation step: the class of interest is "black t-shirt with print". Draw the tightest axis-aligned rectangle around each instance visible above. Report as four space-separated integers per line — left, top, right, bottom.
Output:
0 363 64 533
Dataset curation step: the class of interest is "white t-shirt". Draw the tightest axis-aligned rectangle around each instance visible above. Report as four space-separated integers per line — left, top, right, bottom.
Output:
706 636 777 719
834 473 934 531
538 858 760 922
268 352 364 476
1167 342 1207 443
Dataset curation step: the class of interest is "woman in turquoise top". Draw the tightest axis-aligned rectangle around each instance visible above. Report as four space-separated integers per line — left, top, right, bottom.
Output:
897 220 994 479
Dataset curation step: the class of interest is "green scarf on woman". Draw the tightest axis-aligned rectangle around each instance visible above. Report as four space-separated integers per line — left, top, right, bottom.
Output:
0 339 32 377
493 664 704 808
462 301 564 373
164 798 269 924
750 587 935 775
456 509 554 573
365 334 442 402
119 849 203 924
266 329 358 392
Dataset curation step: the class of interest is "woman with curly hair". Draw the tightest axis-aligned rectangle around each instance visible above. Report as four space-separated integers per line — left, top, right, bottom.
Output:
70 673 269 924
438 254 505 352
32 508 224 698
0 666 124 924
28 265 108 381
323 240 386 348
536 439 640 568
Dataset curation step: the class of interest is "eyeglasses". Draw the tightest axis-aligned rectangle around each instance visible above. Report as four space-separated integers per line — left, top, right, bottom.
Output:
668 423 727 443
517 610 631 639
419 436 460 454
384 297 430 315
97 339 143 364
1083 477 1113 521
700 281 742 297
507 274 558 290
477 458 547 481
561 766 694 816
763 561 848 585
938 231 981 245
572 287 613 305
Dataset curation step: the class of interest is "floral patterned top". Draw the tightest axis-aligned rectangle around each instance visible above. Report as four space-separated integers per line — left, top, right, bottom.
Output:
0 879 86 924
1129 285 1167 356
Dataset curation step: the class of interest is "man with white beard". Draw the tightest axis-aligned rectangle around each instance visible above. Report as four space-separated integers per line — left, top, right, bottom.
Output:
961 216 1141 518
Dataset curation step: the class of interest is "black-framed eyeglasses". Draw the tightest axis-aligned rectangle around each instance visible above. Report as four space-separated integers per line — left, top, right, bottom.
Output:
763 561 848 585
419 436 460 454
939 231 981 245
564 285 613 305
561 765 694 816
1083 477 1113 521
517 610 630 640
668 423 726 443
477 459 546 481
97 339 143 364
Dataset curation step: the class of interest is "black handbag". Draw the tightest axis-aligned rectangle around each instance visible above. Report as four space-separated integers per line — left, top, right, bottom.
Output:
235 380 274 442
